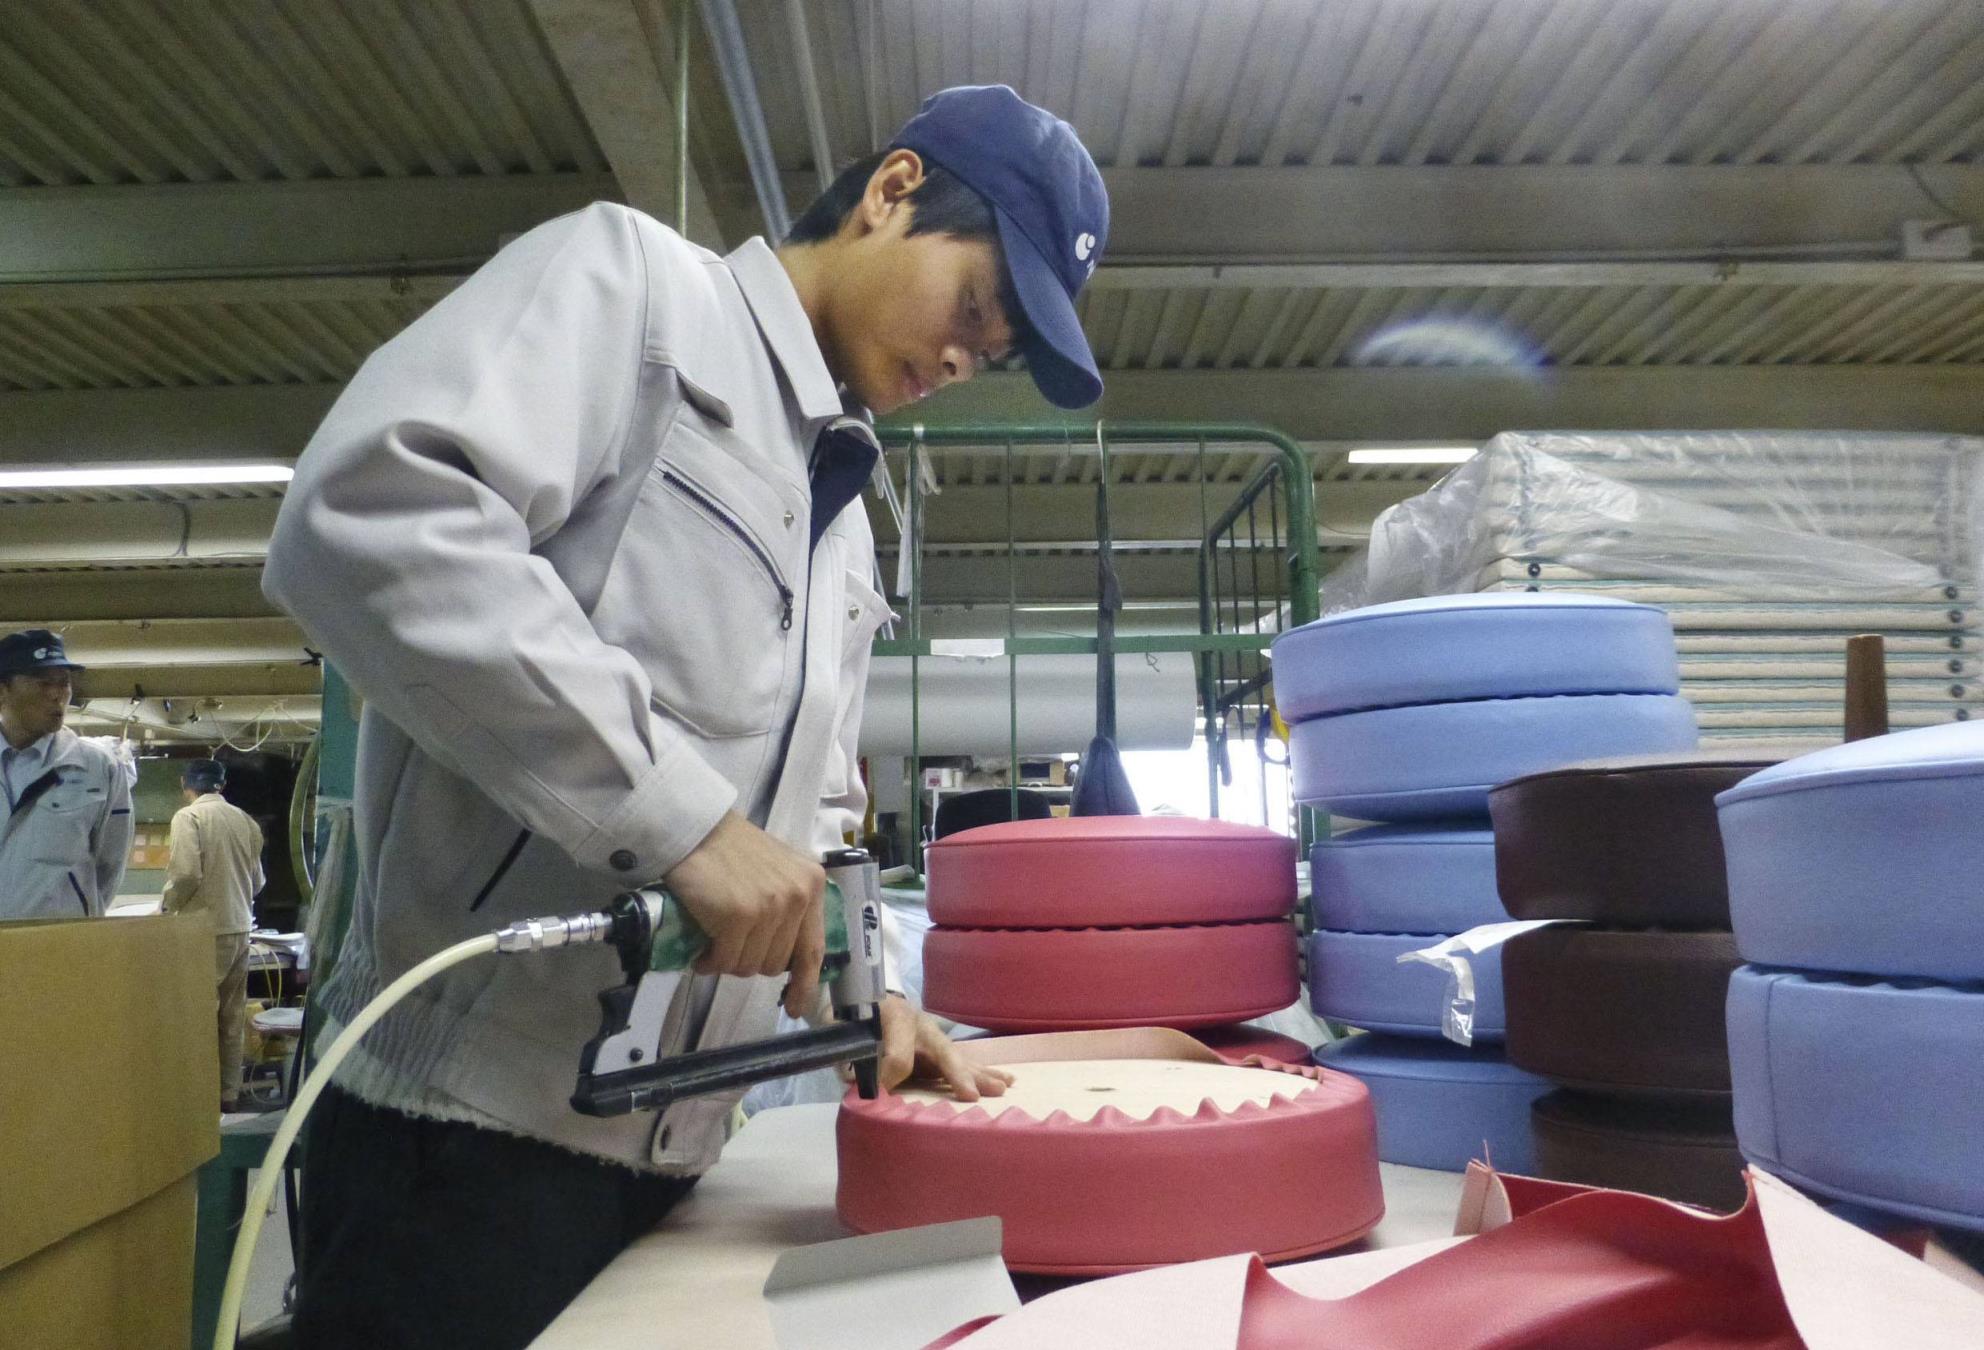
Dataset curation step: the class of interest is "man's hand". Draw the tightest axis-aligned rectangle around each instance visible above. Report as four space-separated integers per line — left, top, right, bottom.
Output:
663 812 827 1018
876 995 1015 1102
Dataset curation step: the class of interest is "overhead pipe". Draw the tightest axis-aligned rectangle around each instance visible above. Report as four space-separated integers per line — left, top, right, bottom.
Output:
784 0 836 193
697 0 791 241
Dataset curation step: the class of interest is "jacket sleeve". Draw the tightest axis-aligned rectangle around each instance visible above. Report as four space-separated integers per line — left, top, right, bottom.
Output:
161 809 199 914
262 204 736 883
94 759 132 907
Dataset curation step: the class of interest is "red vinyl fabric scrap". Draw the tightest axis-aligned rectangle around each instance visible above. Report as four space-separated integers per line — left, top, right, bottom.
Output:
928 1172 1802 1348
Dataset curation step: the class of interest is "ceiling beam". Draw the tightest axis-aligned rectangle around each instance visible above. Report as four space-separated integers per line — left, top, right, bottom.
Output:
1091 260 1984 291
0 174 617 283
9 569 281 622
526 0 728 244
0 385 339 462
1092 165 1984 261
897 365 1984 441
870 480 1424 547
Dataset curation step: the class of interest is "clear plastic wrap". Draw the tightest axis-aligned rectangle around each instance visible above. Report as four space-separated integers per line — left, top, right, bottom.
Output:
1322 431 1983 615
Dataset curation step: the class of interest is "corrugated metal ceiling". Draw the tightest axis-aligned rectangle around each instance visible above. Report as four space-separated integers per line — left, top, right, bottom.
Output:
0 0 603 186
749 0 1984 170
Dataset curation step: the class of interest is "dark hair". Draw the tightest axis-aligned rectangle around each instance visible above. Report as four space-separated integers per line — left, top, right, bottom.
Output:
786 150 1032 350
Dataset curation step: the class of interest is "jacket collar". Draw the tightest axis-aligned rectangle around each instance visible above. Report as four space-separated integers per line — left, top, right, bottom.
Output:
723 237 846 427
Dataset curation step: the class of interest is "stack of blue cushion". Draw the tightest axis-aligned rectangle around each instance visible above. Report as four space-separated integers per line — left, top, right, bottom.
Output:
1276 594 1699 1172
1717 722 1984 1232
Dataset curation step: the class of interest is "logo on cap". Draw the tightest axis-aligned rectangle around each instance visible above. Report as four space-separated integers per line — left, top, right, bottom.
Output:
32 648 50 660
1075 232 1096 262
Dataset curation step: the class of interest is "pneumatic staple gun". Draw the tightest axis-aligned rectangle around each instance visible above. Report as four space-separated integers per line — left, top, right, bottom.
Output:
568 847 889 1117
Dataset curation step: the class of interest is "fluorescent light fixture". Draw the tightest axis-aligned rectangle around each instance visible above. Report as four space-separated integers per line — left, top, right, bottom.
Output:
0 462 294 489
1346 446 1478 466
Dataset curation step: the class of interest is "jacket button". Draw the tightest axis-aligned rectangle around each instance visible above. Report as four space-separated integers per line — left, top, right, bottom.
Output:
848 604 861 621
783 510 795 528
609 848 638 872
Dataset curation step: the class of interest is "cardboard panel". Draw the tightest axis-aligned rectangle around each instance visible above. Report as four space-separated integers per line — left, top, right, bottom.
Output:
0 915 218 1269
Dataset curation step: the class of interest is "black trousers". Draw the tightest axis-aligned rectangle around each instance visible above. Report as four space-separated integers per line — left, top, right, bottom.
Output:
294 1085 697 1350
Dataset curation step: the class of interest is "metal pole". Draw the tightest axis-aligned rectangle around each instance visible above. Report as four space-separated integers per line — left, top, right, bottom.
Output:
908 430 924 869
697 0 791 240
1006 438 1019 819
784 0 835 193
675 0 691 234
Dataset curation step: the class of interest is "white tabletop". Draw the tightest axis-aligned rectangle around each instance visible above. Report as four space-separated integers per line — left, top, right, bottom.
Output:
531 1103 1469 1349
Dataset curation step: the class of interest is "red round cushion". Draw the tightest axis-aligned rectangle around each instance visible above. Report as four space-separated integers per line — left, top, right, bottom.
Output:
837 1055 1383 1274
926 815 1297 928
923 922 1300 1032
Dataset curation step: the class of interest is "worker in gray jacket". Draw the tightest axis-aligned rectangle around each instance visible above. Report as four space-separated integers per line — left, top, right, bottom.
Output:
0 629 132 919
163 758 266 1109
264 86 1107 1348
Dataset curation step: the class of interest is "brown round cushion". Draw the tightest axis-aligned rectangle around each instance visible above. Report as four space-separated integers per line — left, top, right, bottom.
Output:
1502 928 1741 1098
1532 1090 1747 1213
1489 748 1795 927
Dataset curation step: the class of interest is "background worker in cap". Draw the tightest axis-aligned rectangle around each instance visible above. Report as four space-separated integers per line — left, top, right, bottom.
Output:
0 628 131 920
163 758 267 1110
264 85 1107 1347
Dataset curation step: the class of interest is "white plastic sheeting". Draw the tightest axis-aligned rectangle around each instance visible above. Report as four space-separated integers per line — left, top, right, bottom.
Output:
1320 432 1983 745
858 652 1198 758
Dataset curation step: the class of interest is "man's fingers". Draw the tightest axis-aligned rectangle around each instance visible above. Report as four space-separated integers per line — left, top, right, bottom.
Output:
927 1037 985 1102
697 926 744 977
782 905 826 1018
973 1066 1012 1097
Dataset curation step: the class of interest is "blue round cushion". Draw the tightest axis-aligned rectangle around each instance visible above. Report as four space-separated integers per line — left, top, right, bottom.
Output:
1310 825 1507 934
1292 694 1700 821
1728 966 1984 1233
1272 593 1680 721
1316 1035 1547 1173
1308 928 1507 1041
1717 723 1984 982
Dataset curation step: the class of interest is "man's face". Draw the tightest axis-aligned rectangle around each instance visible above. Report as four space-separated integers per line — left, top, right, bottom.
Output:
0 670 73 741
824 192 1018 416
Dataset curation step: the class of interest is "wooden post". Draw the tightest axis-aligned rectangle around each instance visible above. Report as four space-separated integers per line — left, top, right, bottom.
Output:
1844 634 1889 742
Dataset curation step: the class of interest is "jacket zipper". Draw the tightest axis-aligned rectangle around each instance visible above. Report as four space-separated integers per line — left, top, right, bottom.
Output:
469 828 531 912
660 470 794 631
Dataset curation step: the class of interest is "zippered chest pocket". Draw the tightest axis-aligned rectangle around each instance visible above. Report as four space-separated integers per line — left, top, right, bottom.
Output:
23 775 102 865
594 455 796 740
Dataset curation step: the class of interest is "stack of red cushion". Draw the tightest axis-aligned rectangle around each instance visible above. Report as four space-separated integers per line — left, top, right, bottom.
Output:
921 816 1301 1039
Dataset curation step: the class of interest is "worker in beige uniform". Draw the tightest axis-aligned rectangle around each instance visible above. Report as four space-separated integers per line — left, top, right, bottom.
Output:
163 758 266 1110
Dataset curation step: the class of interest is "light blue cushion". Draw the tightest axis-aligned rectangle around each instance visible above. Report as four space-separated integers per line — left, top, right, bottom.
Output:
1728 966 1984 1233
1308 928 1507 1041
1292 694 1700 821
1272 593 1680 721
1718 723 1984 982
1310 825 1507 934
1316 1034 1547 1173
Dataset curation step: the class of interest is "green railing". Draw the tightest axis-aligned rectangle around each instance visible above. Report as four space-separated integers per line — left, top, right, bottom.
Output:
873 422 1321 861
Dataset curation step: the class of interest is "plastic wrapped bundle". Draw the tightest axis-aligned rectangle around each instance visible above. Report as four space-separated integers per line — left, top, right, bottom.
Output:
1321 432 1984 746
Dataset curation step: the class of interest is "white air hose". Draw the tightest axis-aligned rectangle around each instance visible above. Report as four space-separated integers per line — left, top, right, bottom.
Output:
212 931 501 1349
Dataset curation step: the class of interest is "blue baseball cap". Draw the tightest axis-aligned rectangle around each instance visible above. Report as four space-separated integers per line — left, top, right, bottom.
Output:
892 86 1109 410
0 628 83 679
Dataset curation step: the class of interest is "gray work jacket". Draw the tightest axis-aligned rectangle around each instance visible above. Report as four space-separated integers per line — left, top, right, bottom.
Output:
263 205 893 1174
0 728 133 919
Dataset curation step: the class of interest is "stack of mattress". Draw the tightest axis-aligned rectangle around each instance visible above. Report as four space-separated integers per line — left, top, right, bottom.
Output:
1718 723 1984 1233
1490 748 1792 1211
919 816 1302 1053
1272 594 1700 1171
